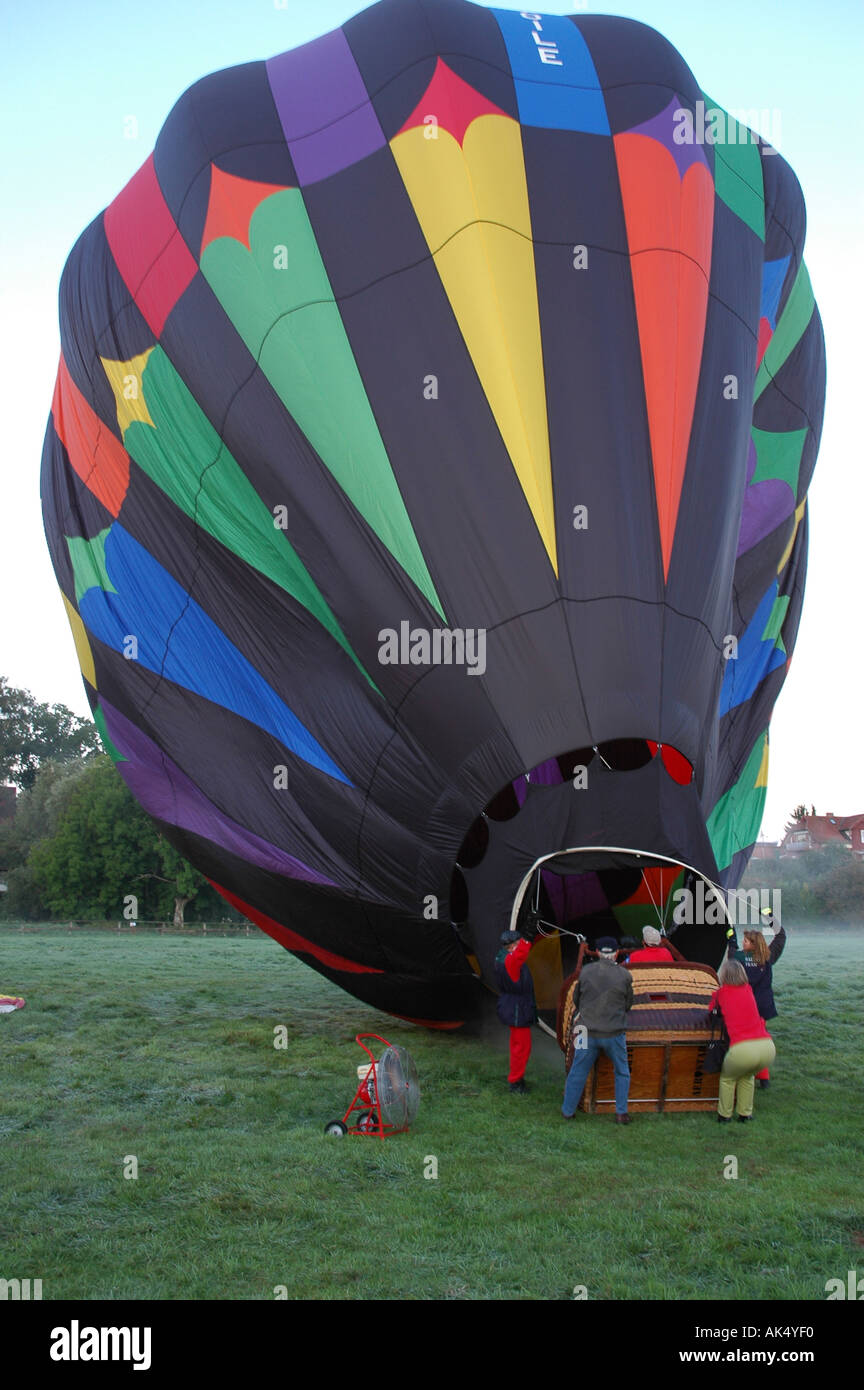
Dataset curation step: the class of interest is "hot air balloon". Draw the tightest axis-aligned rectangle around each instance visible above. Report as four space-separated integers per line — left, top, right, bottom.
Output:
41 1 825 1027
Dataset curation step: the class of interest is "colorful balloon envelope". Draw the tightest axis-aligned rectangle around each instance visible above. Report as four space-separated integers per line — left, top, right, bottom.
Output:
42 1 825 1025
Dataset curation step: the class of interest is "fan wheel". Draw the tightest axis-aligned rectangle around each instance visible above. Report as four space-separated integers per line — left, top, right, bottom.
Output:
323 1120 347 1137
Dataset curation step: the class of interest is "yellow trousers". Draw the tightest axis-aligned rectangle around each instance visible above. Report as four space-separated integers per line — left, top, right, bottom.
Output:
718 1038 776 1117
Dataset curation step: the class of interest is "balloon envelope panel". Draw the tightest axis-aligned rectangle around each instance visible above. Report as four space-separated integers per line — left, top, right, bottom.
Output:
42 1 825 1024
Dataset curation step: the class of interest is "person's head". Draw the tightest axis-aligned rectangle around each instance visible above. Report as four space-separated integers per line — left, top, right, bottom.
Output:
499 930 520 949
642 925 662 946
718 958 748 987
595 935 618 960
742 930 769 965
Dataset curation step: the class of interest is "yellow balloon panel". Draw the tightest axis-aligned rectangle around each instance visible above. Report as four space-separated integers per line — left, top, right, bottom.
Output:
391 116 556 573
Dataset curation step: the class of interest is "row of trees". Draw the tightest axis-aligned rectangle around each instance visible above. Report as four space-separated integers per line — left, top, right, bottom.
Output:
740 842 864 922
0 756 236 925
0 679 236 925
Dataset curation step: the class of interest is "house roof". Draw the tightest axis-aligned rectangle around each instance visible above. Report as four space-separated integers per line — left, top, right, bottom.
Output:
782 813 864 845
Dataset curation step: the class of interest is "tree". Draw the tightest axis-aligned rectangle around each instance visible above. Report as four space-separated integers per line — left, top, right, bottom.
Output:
28 756 161 918
740 843 864 924
1 862 51 919
820 857 864 919
149 841 207 928
16 755 232 924
791 803 808 822
1 743 243 925
0 677 100 790
0 757 91 872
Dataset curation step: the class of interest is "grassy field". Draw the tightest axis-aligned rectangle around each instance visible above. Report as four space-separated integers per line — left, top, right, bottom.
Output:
1 926 862 1301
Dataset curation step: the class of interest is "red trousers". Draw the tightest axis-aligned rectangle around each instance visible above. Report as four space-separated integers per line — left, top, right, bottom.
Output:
508 1027 532 1082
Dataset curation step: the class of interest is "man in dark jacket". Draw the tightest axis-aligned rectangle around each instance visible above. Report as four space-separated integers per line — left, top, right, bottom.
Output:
495 920 539 1094
562 937 634 1123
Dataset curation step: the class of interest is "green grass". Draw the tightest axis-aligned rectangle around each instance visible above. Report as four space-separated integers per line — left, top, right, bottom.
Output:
1 927 862 1300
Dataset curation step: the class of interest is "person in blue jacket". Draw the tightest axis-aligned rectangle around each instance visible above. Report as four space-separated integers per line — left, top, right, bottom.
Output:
495 918 539 1094
728 908 786 1088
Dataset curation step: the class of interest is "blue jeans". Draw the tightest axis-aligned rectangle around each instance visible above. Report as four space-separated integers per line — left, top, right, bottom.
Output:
562 1032 630 1115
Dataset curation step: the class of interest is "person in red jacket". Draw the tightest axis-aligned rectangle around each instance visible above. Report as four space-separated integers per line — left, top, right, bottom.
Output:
708 958 776 1122
627 925 675 964
494 919 539 1094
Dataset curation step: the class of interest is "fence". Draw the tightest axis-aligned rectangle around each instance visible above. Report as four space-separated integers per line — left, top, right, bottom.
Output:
0 918 254 937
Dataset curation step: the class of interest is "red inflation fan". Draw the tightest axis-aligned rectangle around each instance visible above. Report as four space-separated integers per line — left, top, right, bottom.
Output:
324 1033 420 1139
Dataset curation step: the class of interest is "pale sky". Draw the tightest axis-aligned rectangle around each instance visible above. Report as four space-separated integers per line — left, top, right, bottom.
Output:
2 0 862 840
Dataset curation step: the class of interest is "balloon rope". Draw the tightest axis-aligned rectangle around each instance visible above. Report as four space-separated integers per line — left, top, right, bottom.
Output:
537 920 585 940
642 869 664 929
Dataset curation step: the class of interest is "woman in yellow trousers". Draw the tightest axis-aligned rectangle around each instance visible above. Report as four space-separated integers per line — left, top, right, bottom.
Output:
708 959 776 1122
